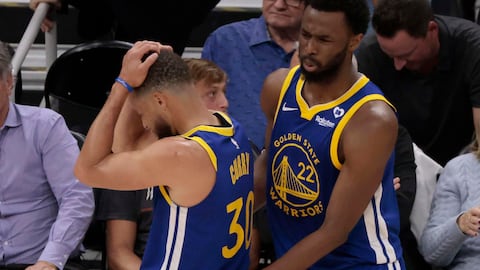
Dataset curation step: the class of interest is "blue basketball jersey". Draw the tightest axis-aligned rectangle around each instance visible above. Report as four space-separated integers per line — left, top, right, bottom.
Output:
141 112 254 270
266 67 404 269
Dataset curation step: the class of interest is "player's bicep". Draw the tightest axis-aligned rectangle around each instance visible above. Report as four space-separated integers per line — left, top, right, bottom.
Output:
323 102 397 231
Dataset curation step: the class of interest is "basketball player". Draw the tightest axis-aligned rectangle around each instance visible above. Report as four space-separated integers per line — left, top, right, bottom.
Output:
255 0 404 269
75 41 254 270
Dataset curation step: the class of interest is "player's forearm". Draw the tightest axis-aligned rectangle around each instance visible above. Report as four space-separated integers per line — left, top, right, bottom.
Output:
112 96 147 152
75 83 128 180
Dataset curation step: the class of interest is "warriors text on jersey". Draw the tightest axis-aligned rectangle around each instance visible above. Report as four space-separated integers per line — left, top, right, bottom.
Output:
141 112 254 270
266 66 404 269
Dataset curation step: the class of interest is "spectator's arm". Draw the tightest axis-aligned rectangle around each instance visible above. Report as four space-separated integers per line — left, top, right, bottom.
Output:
106 220 142 270
394 125 417 234
419 159 469 267
38 114 95 269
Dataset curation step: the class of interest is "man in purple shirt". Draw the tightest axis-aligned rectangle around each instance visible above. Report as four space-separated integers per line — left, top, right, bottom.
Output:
202 0 305 149
0 41 94 270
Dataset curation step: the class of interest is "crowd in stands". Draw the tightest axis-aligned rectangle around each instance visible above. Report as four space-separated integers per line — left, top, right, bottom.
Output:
1 0 479 269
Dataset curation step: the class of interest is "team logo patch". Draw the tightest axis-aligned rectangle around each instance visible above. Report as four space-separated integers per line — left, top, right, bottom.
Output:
270 134 324 217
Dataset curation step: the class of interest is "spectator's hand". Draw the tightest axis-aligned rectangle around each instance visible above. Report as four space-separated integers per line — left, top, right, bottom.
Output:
29 0 60 10
393 177 400 191
118 41 172 88
25 261 57 270
29 0 61 32
457 207 480 237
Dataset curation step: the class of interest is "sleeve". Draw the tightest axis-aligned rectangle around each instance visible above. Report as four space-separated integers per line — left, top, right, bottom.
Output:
394 125 417 234
418 158 469 267
37 113 95 269
95 189 140 222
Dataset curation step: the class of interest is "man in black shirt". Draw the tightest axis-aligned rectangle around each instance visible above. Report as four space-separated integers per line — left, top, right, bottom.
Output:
356 0 480 166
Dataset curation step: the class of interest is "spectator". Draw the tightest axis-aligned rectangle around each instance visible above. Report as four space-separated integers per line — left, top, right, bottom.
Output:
96 58 229 270
74 42 254 269
0 41 94 270
419 135 480 269
202 0 305 148
356 0 480 166
29 0 220 54
256 0 404 268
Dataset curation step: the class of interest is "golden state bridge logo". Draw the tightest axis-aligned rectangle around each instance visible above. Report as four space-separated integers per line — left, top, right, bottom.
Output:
270 133 324 217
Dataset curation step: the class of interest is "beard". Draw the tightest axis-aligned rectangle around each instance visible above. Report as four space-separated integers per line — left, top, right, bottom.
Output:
299 45 348 83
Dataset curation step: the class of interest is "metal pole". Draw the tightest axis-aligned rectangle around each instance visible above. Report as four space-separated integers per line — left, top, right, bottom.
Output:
10 2 50 102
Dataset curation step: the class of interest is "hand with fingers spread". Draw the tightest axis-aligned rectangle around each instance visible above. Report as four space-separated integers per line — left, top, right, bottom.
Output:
118 41 172 89
457 207 480 237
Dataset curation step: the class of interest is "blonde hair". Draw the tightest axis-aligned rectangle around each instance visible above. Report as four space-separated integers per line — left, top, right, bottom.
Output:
183 58 227 85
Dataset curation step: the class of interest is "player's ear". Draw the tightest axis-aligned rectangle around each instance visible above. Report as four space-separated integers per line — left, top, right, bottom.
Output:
152 91 168 109
349 33 363 52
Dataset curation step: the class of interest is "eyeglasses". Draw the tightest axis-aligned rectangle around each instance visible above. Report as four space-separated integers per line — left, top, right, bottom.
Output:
267 0 304 8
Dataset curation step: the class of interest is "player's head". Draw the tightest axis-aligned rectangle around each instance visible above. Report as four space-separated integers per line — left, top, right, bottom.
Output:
0 41 13 115
262 0 306 34
298 0 369 82
184 58 228 113
131 51 195 137
372 0 439 72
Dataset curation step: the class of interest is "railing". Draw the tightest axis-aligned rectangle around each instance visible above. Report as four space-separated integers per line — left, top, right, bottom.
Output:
1 0 56 103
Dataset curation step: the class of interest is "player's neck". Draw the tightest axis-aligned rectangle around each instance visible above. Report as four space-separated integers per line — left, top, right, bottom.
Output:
171 99 219 135
302 66 360 106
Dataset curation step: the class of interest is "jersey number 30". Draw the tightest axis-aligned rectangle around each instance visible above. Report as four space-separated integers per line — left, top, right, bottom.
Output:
222 190 254 258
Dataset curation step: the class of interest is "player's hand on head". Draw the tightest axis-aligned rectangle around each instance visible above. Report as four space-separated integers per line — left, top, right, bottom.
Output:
119 41 172 88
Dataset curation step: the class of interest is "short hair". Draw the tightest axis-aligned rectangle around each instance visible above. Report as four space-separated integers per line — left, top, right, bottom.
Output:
0 41 12 80
306 0 370 35
372 0 434 38
136 51 193 95
183 58 227 85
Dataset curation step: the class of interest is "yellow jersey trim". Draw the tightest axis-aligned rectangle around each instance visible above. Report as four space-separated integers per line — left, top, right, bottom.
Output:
330 94 391 170
160 186 173 205
298 75 370 120
273 66 302 124
182 111 234 138
186 136 218 172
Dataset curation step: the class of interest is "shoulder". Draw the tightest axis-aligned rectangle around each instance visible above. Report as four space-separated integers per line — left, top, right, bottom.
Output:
443 153 478 172
356 34 391 75
147 136 209 162
15 104 66 130
206 17 261 40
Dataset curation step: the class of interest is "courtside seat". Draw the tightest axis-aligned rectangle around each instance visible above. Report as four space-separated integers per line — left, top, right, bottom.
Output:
44 40 132 134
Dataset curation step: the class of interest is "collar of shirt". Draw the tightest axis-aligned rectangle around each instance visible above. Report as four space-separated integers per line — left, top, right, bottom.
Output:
248 16 272 47
2 102 22 129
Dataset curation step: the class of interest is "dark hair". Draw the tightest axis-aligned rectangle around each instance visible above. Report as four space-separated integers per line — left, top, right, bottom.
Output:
136 51 193 95
183 58 227 85
306 0 370 35
372 0 434 38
